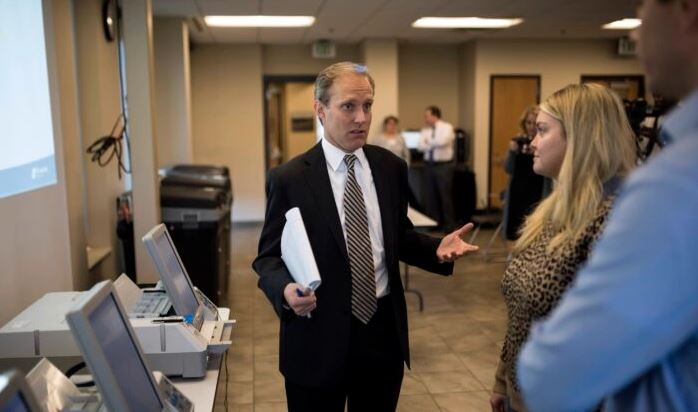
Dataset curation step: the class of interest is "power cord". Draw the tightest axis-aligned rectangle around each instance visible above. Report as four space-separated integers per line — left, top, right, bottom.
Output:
64 361 95 388
65 361 86 378
86 114 131 178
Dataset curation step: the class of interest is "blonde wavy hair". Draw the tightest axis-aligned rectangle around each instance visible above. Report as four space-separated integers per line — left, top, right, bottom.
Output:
515 83 637 252
518 105 540 136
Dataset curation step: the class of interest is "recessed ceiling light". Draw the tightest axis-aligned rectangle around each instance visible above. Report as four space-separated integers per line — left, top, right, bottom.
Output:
204 15 315 28
412 17 523 29
602 18 641 30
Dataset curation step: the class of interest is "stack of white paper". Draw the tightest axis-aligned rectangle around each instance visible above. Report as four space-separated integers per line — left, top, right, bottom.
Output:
281 207 322 291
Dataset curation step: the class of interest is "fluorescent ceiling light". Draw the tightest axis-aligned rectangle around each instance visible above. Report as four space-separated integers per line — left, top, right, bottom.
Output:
602 18 641 30
412 17 523 29
204 15 315 28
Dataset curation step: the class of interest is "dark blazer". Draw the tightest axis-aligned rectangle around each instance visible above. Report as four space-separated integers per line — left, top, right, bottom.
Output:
253 142 453 387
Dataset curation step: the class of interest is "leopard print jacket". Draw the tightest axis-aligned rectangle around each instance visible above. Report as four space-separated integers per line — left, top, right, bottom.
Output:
494 198 614 411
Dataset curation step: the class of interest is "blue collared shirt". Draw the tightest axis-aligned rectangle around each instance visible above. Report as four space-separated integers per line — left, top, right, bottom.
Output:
517 88 698 412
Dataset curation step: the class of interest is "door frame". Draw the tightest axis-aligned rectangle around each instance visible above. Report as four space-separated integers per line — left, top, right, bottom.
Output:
488 74 541 208
262 75 316 174
580 74 645 98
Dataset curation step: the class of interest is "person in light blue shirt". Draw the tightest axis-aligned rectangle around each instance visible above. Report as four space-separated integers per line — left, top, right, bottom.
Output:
517 0 698 411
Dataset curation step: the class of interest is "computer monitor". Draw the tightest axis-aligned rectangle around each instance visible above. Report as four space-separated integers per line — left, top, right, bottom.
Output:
402 130 422 149
0 370 41 412
142 224 200 317
65 281 164 412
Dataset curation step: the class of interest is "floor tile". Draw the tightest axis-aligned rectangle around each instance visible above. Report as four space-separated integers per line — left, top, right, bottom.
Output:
418 370 485 393
223 224 509 410
433 391 491 412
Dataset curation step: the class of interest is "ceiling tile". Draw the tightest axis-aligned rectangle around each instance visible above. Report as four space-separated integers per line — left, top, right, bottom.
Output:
196 0 259 16
153 0 642 44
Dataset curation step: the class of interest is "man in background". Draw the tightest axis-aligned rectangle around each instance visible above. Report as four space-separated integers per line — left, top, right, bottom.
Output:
418 105 456 231
518 0 698 410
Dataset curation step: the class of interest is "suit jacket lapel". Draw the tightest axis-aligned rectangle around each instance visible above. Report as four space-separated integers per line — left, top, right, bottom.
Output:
364 146 396 267
302 142 349 263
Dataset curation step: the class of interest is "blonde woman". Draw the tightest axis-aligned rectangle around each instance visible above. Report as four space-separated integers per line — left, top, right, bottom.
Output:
373 115 411 164
502 105 546 241
490 83 637 412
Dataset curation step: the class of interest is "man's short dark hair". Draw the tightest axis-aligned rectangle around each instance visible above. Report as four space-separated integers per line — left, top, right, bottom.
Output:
426 105 442 118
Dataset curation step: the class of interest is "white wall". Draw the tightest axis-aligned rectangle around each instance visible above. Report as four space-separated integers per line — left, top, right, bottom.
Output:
191 44 266 222
398 44 460 130
154 18 193 168
0 0 86 325
470 39 644 206
74 0 127 284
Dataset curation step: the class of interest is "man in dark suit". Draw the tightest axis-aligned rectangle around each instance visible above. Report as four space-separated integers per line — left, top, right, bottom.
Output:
253 61 478 412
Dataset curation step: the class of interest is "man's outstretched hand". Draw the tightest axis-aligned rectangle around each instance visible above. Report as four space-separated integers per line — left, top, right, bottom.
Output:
436 223 479 263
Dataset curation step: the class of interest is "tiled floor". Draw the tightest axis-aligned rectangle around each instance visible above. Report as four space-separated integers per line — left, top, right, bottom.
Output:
214 223 509 412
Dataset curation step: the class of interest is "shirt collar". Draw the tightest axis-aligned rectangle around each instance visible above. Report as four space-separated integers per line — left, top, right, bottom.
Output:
661 88 698 145
321 138 368 172
603 175 623 197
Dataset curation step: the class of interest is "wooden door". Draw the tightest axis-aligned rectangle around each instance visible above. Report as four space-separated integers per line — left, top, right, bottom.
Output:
581 75 645 100
489 76 540 209
265 82 284 170
282 82 317 162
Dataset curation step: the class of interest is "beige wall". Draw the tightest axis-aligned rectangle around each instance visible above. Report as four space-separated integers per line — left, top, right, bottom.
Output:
262 44 362 76
191 44 266 222
398 44 460 130
74 0 127 284
189 40 644 222
458 42 477 166
154 18 193 168
470 39 644 206
121 0 161 283
0 0 85 325
283 82 316 161
55 0 88 291
363 39 399 140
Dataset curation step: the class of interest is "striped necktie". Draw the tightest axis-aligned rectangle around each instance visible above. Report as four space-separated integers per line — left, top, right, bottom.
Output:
343 154 377 324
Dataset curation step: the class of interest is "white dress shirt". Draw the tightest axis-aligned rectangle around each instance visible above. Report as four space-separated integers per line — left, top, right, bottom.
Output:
321 138 389 298
418 119 455 162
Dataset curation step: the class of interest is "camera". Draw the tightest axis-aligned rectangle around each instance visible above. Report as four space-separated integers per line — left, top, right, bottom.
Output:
513 136 531 146
511 136 533 154
624 96 675 161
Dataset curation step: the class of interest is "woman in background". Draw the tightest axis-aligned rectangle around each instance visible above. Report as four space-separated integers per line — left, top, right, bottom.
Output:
373 115 411 164
373 115 423 211
502 106 548 241
490 83 637 412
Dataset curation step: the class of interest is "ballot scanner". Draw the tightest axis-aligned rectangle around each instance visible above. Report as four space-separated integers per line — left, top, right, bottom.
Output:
0 223 234 378
0 290 231 379
21 281 194 412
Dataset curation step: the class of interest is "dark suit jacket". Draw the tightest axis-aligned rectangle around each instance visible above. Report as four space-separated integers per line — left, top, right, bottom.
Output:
252 142 453 387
